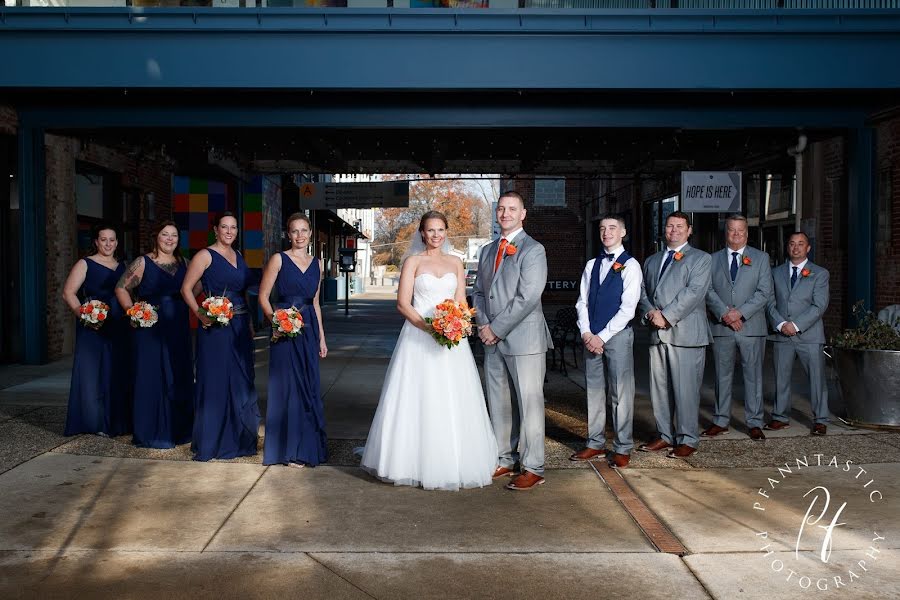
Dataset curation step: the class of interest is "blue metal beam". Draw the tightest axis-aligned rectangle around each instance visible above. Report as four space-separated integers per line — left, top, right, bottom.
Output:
847 126 875 319
1 9 900 90
17 123 47 365
18 105 868 130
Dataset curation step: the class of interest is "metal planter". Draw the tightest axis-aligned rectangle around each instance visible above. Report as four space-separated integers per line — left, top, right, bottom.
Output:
833 347 900 428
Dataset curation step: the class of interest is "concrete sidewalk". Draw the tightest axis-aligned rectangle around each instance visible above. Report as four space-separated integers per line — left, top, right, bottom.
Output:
1 291 899 599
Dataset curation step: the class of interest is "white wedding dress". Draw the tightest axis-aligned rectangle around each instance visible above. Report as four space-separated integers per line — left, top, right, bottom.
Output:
360 272 498 491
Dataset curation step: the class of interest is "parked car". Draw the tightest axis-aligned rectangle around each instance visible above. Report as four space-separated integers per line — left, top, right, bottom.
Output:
465 268 478 288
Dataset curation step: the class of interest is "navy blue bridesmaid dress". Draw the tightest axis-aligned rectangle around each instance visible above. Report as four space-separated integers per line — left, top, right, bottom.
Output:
64 258 132 437
263 255 327 466
192 249 260 461
131 257 194 448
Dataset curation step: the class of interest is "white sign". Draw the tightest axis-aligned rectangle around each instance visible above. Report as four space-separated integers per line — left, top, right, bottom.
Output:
681 171 742 213
293 180 409 210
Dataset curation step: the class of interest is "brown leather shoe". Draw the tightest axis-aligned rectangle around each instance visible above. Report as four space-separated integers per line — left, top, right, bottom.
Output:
764 420 790 431
492 466 516 479
610 453 630 469
666 445 697 459
811 424 827 436
570 447 605 462
506 471 545 491
701 424 729 438
749 427 766 441
637 438 672 452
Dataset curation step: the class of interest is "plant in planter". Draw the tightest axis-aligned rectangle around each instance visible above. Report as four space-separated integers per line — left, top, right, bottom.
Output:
831 301 900 428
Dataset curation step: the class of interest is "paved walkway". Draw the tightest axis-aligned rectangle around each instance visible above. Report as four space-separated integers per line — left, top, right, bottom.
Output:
1 289 898 599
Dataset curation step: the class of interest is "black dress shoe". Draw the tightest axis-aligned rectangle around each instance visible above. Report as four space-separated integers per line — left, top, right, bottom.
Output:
748 427 766 441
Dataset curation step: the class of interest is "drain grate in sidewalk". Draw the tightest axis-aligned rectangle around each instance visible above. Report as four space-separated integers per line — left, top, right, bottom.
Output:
589 460 688 556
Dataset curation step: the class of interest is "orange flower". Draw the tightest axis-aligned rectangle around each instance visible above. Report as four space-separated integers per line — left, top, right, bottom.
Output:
612 262 625 273
673 251 685 261
282 321 294 332
742 256 752 266
505 243 518 256
80 305 92 315
801 268 811 278
97 312 106 321
142 310 152 320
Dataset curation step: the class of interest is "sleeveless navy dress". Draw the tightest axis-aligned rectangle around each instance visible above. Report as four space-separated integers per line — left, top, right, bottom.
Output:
131 257 194 448
64 258 132 437
192 249 260 461
263 254 327 466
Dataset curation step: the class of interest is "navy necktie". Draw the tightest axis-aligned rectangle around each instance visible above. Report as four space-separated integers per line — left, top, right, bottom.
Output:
730 252 739 283
660 250 675 277
791 266 798 288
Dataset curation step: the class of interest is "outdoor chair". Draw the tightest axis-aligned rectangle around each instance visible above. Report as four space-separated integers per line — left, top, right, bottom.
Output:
548 307 580 376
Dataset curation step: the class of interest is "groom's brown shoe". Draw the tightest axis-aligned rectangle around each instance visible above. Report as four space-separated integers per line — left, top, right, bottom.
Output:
569 447 605 461
637 438 671 453
492 466 516 479
506 471 545 491
610 453 630 469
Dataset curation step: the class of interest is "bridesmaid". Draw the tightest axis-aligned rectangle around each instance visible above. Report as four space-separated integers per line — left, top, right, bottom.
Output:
115 221 197 448
259 213 328 468
61 223 132 437
181 212 260 461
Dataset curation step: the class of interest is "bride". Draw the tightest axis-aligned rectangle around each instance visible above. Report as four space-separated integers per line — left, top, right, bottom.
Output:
360 211 498 491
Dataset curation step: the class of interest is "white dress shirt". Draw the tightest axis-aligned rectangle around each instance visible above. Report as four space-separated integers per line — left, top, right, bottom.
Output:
575 246 643 343
777 258 809 334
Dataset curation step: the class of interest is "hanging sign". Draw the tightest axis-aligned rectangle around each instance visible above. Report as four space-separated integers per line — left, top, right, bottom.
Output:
681 171 742 213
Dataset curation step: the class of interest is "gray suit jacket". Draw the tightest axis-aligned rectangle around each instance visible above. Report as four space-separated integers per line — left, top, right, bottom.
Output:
472 232 553 356
767 261 830 345
706 246 773 338
639 244 713 347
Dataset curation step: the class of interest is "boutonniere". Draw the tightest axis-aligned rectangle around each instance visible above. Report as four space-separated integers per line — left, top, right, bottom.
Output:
673 251 685 262
504 240 518 257
742 256 752 266
801 268 811 278
612 262 625 273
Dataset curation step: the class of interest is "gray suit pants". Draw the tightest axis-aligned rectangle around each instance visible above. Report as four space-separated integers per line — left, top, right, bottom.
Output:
484 350 546 476
712 335 766 429
772 342 829 424
584 328 635 455
648 343 705 448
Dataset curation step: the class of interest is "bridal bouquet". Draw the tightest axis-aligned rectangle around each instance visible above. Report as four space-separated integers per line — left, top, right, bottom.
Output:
199 295 234 327
425 299 476 349
126 301 159 328
78 300 110 330
271 307 304 342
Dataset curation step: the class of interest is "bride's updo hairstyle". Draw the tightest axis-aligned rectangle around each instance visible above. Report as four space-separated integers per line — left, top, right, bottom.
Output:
418 210 449 243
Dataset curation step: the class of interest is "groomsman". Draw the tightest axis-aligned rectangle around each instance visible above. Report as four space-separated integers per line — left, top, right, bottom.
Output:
638 211 712 459
766 232 831 435
571 214 642 469
704 214 773 441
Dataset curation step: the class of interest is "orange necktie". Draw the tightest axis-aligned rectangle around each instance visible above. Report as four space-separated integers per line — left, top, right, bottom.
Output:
494 239 508 273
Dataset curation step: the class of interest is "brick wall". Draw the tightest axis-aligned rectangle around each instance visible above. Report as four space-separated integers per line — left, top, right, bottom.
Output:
814 137 848 337
875 114 900 311
0 105 16 135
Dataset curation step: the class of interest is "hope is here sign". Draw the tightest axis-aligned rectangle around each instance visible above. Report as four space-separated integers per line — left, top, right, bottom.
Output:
681 171 742 213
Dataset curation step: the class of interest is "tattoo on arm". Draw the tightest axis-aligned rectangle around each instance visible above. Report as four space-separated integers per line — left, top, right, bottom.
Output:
117 258 143 292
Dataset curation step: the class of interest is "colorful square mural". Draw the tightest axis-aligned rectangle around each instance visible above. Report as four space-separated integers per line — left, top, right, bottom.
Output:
172 176 230 257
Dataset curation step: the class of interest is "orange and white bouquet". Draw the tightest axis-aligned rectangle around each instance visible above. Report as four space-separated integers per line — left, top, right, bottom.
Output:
271 307 304 342
200 295 234 327
425 299 476 349
78 299 110 330
126 301 159 328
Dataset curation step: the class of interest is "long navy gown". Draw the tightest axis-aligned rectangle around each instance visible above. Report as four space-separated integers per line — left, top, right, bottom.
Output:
192 249 260 461
131 257 194 448
64 258 132 437
263 255 327 466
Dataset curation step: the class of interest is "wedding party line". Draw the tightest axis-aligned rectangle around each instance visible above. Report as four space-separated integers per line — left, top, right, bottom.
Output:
61 190 829 492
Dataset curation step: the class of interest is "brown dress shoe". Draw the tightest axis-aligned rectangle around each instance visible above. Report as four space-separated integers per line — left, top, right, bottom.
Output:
570 447 605 462
492 466 516 479
764 420 790 431
666 445 697 459
637 438 672 452
749 427 766 441
506 471 545 491
610 453 630 469
701 424 729 438
811 424 827 436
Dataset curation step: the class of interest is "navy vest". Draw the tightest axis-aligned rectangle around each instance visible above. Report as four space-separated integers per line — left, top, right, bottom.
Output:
587 251 633 335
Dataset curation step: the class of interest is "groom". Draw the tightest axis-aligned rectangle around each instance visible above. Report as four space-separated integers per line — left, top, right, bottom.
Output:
473 190 553 491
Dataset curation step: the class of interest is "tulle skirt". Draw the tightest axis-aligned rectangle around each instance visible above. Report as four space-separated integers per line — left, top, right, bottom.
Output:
360 322 498 491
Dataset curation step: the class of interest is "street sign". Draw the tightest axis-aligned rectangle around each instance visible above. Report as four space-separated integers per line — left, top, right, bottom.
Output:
293 180 410 210
681 171 742 213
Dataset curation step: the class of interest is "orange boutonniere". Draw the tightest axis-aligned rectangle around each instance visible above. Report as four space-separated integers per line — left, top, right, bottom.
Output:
801 268 811 278
742 256 752 266
612 262 625 273
673 251 685 262
505 241 518 257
